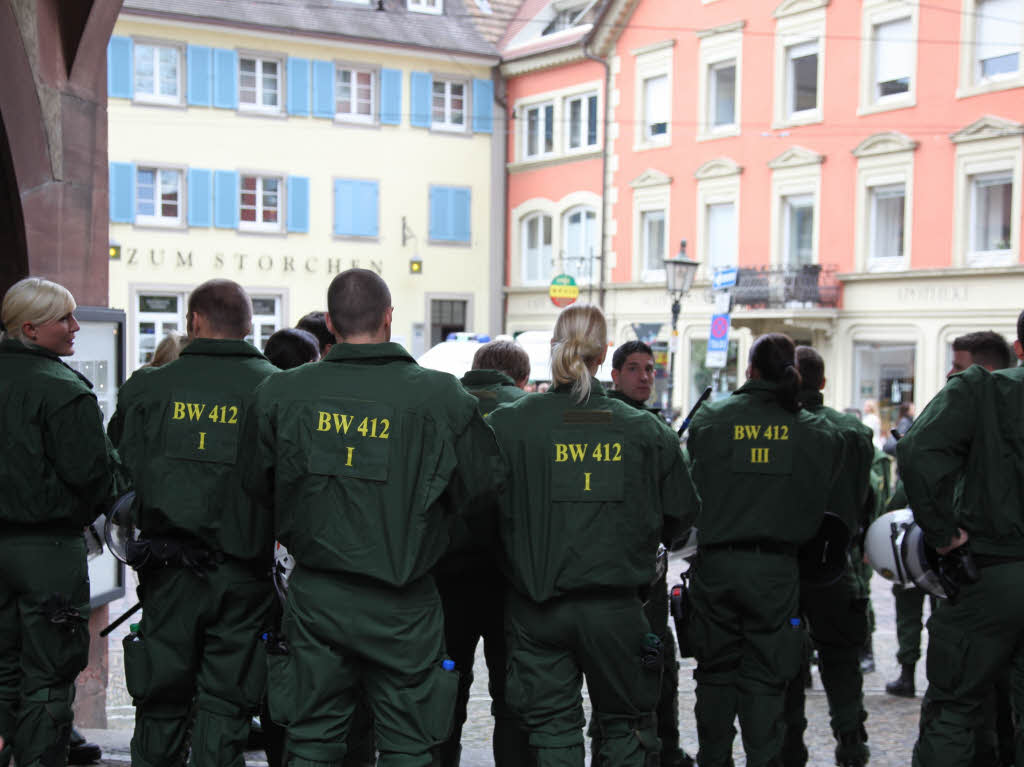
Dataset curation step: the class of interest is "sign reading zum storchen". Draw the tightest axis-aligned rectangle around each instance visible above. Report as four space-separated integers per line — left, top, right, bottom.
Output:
549 274 580 308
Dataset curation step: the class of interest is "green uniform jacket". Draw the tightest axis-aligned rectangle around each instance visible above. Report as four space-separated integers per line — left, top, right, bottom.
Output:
116 338 279 561
898 364 1024 556
687 380 843 546
798 391 874 533
608 389 663 418
0 339 121 533
459 369 527 415
486 379 696 603
240 342 506 587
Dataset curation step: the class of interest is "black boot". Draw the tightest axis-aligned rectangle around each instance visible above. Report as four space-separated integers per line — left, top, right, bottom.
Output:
859 639 875 674
885 663 916 698
834 725 869 767
68 727 102 765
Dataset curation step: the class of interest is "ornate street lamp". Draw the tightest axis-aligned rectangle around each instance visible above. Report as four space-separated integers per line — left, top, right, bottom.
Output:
664 239 700 420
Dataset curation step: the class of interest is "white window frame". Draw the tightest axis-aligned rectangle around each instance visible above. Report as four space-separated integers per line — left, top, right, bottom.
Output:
633 40 674 150
238 53 284 114
239 173 284 233
431 77 469 133
134 291 186 370
562 205 599 285
640 210 667 281
773 3 825 128
335 64 379 125
564 91 600 154
132 40 184 106
853 132 916 272
859 2 918 114
958 0 1024 97
135 166 185 228
522 101 556 160
630 169 672 283
408 0 443 14
697 23 743 140
520 212 554 286
695 158 741 281
769 148 822 267
782 193 815 268
247 295 285 351
868 184 907 264
511 82 602 167
952 119 1023 267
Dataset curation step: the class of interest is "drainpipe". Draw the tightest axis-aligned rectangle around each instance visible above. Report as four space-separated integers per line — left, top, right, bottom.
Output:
493 68 510 334
583 40 610 311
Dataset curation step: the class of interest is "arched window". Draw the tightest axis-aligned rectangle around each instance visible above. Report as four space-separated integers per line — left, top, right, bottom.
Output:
562 206 598 284
521 213 552 285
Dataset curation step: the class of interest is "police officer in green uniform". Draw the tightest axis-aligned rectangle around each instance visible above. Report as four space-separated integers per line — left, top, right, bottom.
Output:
899 312 1024 767
605 340 694 767
782 346 874 767
0 277 121 767
114 279 279 766
240 269 505 767
487 305 696 767
854 446 891 674
437 339 531 767
686 333 842 767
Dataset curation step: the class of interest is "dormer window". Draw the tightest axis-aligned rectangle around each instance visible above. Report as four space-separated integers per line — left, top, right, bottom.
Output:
543 8 581 35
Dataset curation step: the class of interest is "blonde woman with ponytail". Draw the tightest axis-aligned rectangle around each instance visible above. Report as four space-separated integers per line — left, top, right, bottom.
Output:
487 304 699 767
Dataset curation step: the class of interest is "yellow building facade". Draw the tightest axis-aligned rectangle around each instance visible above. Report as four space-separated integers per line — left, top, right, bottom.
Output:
107 3 504 370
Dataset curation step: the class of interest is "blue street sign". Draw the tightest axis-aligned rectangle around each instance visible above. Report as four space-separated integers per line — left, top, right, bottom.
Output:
712 267 738 290
706 312 730 369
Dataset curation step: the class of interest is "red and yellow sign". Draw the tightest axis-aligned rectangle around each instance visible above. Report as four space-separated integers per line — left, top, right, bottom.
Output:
549 274 580 308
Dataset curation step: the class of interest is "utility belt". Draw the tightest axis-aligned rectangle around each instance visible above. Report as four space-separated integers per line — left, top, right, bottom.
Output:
699 540 798 557
125 535 225 577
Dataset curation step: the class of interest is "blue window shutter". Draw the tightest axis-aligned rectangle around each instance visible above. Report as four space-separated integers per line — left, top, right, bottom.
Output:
452 188 471 242
380 68 402 125
410 72 432 128
334 179 354 236
429 185 449 241
188 168 212 227
107 36 133 99
287 176 310 233
472 78 494 133
109 162 135 223
359 181 380 237
287 57 311 115
312 61 335 118
187 45 212 106
214 170 239 229
212 49 238 109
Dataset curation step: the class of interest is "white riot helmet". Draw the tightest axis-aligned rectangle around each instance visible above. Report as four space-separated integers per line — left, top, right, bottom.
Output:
273 541 295 603
864 508 948 598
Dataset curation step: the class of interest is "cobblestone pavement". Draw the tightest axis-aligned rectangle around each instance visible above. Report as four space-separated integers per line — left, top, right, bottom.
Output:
90 559 930 765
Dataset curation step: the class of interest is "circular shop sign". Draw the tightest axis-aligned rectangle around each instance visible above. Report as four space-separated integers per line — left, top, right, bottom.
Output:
549 274 580 308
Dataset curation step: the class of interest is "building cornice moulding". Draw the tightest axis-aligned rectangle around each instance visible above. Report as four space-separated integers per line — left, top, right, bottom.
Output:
695 157 743 179
696 20 746 39
950 115 1024 144
768 146 824 169
630 168 673 187
852 131 919 158
773 0 829 19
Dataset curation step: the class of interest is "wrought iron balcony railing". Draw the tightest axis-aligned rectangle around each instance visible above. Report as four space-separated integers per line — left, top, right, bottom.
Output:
727 264 839 310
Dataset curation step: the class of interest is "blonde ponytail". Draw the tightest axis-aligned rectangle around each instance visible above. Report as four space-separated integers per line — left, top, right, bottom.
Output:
550 304 607 403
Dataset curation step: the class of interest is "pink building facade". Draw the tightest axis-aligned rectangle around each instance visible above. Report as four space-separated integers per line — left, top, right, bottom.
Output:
502 0 1024 429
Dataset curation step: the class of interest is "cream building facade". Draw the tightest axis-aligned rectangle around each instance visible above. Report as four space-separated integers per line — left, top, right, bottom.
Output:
107 0 505 370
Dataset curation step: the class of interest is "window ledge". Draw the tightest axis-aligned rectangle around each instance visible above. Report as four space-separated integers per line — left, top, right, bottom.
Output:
334 115 381 129
957 76 1024 100
856 95 916 117
696 125 740 142
428 239 473 247
509 150 601 172
239 108 287 119
132 97 186 110
332 234 380 242
772 112 823 130
238 227 287 237
866 257 910 273
133 220 187 231
966 251 1017 268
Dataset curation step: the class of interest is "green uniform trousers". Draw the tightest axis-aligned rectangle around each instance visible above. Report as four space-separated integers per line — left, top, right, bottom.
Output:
436 566 529 767
589 572 687 766
126 559 272 767
270 567 458 767
688 550 804 767
851 552 875 652
0 534 89 767
782 567 869 766
892 584 935 666
912 561 1024 767
505 588 661 767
